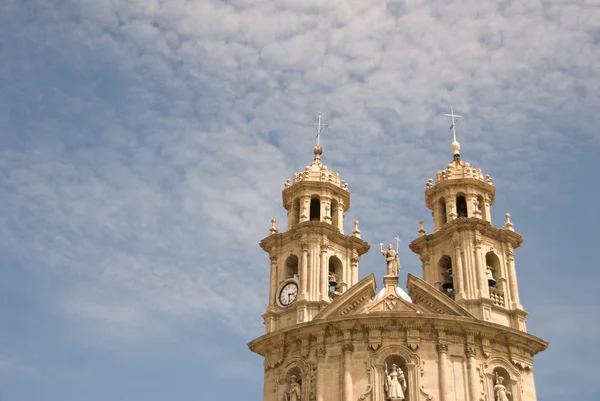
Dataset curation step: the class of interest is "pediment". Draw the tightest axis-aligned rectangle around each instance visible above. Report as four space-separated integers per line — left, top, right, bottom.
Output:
366 291 420 313
407 273 476 318
313 274 377 320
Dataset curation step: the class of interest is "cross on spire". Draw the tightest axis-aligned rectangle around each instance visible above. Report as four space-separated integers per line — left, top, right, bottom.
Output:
443 106 462 143
310 113 328 147
394 236 401 253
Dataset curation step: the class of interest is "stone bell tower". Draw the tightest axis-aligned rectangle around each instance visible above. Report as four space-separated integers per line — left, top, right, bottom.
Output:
258 117 370 334
409 109 527 331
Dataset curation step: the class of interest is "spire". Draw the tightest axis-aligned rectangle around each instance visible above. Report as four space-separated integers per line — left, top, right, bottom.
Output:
443 106 462 160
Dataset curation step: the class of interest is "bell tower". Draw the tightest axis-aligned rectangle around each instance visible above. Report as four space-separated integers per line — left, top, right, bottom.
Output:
410 108 527 331
259 117 370 334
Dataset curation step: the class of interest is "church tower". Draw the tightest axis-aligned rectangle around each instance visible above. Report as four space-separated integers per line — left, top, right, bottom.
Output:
258 116 370 333
249 111 547 401
409 109 527 331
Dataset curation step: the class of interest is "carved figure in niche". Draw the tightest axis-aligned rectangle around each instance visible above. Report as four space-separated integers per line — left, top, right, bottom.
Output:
494 374 511 401
285 375 301 401
384 362 407 400
380 244 400 276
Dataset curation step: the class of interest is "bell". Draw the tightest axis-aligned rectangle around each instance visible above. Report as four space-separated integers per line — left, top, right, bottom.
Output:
442 277 454 291
486 267 496 287
488 276 497 287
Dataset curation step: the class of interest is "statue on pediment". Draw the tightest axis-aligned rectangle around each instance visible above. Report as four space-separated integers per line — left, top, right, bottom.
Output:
381 244 400 276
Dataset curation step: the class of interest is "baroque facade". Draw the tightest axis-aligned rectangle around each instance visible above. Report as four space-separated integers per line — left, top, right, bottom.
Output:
248 129 547 401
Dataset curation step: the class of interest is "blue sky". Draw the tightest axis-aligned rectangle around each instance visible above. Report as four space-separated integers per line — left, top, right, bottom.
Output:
0 0 599 400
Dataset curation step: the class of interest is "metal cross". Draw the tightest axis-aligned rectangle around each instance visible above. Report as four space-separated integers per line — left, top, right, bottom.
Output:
310 113 328 147
394 236 401 253
443 106 462 143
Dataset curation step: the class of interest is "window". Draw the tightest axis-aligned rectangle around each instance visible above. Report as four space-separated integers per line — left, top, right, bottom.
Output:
310 198 321 221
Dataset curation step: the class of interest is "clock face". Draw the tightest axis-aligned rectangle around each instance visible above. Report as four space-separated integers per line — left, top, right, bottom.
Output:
279 282 299 306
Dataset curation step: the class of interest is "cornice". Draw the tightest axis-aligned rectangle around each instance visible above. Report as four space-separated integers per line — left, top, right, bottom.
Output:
409 218 523 254
247 313 548 358
260 221 371 255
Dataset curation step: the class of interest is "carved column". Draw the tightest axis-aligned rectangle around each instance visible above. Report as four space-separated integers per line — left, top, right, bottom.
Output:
342 342 354 401
337 202 345 233
300 195 310 222
321 196 332 223
269 248 278 306
473 235 488 298
300 240 309 301
466 346 479 401
483 195 491 223
447 198 457 221
453 234 465 300
505 244 521 308
316 346 326 401
320 240 329 301
437 343 449 401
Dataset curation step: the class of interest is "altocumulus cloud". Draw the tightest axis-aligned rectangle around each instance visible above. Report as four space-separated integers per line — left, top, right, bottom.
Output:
0 0 599 400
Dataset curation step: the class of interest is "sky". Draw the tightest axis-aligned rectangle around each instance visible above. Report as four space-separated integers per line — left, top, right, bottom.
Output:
0 0 599 400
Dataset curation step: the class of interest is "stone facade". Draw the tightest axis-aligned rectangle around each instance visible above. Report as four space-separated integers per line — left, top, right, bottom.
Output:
249 142 547 401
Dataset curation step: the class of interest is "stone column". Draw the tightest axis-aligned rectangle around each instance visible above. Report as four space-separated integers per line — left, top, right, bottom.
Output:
316 346 326 401
420 251 432 285
300 195 310 222
269 249 278 306
320 241 329 301
483 195 491 223
466 346 479 401
505 244 521 308
300 240 309 301
350 256 359 287
337 203 345 233
437 343 449 401
473 235 488 298
453 235 465 300
342 342 354 401
447 198 457 221
321 196 331 223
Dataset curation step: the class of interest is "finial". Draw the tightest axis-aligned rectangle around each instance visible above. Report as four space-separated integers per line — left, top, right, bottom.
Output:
418 220 426 237
503 213 514 231
426 178 433 189
353 220 361 238
486 174 494 185
269 218 278 235
443 106 462 158
284 178 291 188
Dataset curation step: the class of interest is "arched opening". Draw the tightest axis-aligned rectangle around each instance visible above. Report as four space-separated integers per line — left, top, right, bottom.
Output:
438 198 447 225
477 195 485 219
486 252 505 307
285 255 299 280
310 198 321 221
492 367 513 401
438 255 454 297
456 195 468 218
293 198 301 224
328 256 343 293
331 199 339 229
383 355 410 401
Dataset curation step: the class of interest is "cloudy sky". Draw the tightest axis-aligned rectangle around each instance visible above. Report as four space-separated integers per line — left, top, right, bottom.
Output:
1 0 599 399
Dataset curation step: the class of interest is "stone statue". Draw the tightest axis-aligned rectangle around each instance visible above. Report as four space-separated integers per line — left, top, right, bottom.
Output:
494 375 511 401
384 363 407 400
380 244 400 276
285 375 301 401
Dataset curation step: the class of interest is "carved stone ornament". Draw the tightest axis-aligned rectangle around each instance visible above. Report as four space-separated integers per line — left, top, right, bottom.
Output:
342 342 354 353
316 346 326 358
406 328 421 351
465 346 476 358
452 233 462 248
436 343 448 353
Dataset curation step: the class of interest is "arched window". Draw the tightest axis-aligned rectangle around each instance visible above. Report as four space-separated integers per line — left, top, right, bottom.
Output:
491 367 513 401
456 195 468 218
310 198 321 221
285 255 299 280
438 255 453 296
485 252 505 307
438 198 447 225
383 355 410 401
328 256 344 291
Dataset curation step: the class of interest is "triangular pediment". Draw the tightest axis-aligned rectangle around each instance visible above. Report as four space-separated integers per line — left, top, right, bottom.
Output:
313 274 377 320
407 273 476 318
366 291 420 313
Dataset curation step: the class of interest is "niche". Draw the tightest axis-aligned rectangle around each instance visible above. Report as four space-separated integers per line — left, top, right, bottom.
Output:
383 355 410 401
310 198 321 221
491 367 513 401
